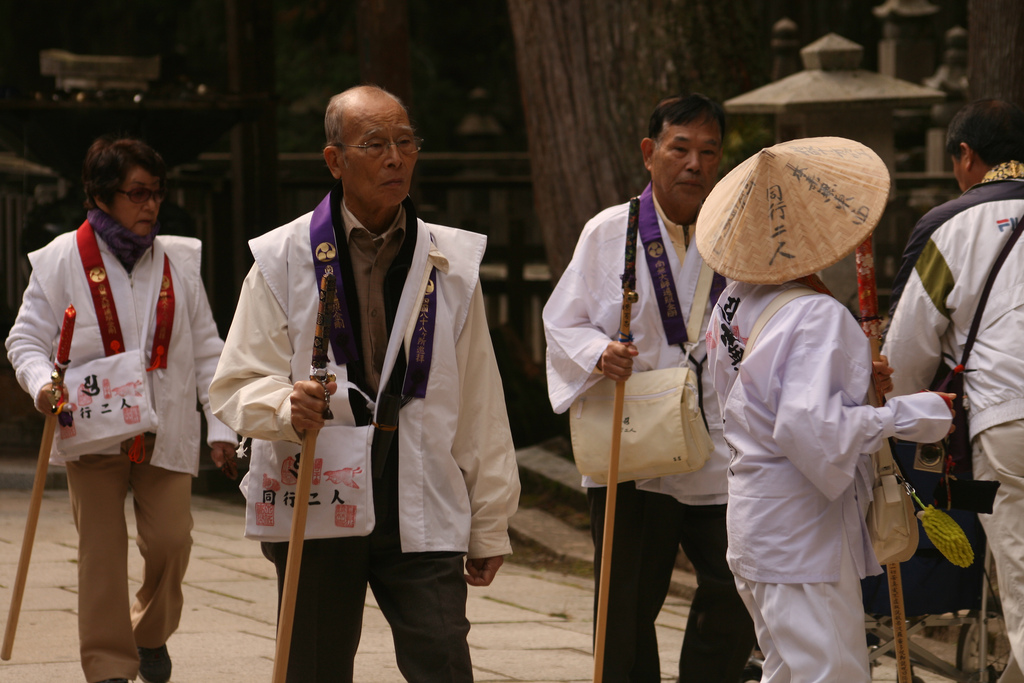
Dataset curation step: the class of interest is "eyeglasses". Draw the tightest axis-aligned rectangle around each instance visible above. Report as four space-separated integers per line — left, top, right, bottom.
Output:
335 136 423 159
116 187 166 204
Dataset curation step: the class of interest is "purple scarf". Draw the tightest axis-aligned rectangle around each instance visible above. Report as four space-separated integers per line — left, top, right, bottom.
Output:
87 208 161 271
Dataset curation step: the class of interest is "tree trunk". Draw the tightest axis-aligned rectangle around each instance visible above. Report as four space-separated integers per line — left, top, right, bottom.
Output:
225 0 278 318
507 0 766 280
358 0 414 109
968 0 1024 107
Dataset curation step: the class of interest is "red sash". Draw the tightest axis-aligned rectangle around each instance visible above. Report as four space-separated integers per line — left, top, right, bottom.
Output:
77 223 125 355
75 221 174 463
148 257 175 371
75 221 175 367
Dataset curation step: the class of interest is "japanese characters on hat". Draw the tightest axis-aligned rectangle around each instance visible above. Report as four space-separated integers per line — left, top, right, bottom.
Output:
695 136 890 285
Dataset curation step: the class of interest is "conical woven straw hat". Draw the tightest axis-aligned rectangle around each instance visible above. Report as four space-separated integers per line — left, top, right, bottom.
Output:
696 137 890 284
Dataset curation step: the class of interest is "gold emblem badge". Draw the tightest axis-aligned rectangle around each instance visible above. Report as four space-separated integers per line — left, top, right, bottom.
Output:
425 279 435 294
89 267 107 283
647 242 664 258
315 242 337 262
161 276 171 291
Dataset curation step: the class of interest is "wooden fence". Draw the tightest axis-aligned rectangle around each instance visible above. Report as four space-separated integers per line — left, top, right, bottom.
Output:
0 151 552 364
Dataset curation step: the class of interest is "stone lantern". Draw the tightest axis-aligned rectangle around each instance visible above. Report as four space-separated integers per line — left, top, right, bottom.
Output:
770 18 801 82
873 0 941 85
723 33 945 308
924 26 969 174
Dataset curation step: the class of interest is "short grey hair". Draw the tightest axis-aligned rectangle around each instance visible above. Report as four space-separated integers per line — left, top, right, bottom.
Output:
324 85 408 148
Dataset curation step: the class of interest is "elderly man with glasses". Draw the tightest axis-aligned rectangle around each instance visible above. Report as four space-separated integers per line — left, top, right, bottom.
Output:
210 84 520 683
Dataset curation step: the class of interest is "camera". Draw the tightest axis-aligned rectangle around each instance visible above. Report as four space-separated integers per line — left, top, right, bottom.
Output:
913 441 945 473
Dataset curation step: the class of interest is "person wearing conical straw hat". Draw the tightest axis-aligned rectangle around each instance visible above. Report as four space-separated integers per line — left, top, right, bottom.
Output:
544 93 755 681
699 137 955 682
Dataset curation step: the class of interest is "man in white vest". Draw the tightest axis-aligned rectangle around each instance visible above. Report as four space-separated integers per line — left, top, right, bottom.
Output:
210 85 520 683
543 94 755 682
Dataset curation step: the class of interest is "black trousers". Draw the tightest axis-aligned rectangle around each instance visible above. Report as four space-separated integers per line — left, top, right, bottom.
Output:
263 530 472 683
589 483 755 683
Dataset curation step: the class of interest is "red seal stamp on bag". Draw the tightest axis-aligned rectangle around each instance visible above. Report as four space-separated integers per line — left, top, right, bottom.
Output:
335 504 356 528
256 502 275 527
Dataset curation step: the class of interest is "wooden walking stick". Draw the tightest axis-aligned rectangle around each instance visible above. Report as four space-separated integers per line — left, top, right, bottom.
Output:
3 304 76 661
593 197 640 683
855 237 914 683
271 273 337 683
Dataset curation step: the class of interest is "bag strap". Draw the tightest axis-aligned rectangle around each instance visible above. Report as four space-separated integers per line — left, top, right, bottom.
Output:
679 262 719 433
687 262 714 345
956 208 1024 370
865 373 902 480
742 287 816 361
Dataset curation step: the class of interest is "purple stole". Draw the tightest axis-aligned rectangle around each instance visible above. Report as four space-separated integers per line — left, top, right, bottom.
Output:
402 256 438 399
309 194 359 365
637 184 725 345
309 192 437 398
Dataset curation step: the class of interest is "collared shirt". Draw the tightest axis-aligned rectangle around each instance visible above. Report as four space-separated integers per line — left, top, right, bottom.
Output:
340 201 406 394
587 194 692 378
543 198 730 504
652 192 693 265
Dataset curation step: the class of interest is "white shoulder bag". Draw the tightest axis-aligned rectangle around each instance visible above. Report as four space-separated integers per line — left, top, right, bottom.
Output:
570 262 717 484
57 353 157 457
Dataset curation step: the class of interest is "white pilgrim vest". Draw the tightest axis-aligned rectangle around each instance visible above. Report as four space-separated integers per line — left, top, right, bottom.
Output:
243 213 485 551
21 232 231 474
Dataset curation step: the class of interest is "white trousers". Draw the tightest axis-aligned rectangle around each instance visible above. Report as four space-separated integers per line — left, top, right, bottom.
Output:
734 531 870 683
975 421 1024 683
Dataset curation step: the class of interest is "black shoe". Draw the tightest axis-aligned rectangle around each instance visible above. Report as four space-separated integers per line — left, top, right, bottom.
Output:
138 644 172 683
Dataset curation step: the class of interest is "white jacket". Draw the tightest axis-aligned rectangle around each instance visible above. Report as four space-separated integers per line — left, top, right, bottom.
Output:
5 230 236 474
884 179 1024 437
707 282 952 583
209 209 520 558
543 200 729 504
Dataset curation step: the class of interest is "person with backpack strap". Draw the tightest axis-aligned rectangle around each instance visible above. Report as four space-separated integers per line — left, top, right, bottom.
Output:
699 137 953 683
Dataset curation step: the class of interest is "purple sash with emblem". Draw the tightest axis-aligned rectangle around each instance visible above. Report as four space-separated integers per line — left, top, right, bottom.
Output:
637 184 725 345
401 264 438 399
310 192 438 398
309 194 359 365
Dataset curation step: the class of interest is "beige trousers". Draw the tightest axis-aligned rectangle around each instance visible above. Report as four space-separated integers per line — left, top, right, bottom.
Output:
66 439 193 683
975 422 1024 683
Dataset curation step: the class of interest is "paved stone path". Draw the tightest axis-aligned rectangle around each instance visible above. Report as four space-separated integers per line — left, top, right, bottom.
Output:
0 489 685 682
0 478 963 682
